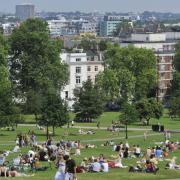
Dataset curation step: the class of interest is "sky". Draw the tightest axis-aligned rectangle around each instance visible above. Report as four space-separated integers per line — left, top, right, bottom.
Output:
1 0 180 13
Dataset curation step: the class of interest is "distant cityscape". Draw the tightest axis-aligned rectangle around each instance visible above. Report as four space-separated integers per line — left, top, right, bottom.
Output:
1 4 180 107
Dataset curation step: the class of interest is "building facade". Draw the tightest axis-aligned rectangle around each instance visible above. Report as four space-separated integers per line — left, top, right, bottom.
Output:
121 33 176 101
16 4 35 21
60 49 104 108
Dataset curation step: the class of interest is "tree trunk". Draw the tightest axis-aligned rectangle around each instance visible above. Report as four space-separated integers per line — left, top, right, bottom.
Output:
53 125 55 136
46 124 49 140
125 122 128 139
35 113 38 125
147 119 150 126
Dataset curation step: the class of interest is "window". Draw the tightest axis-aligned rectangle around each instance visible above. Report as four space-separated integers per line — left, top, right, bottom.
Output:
160 64 166 71
88 76 91 80
87 66 91 71
160 89 165 94
76 76 81 84
65 91 68 98
95 66 98 71
160 72 166 79
76 58 81 62
76 66 81 74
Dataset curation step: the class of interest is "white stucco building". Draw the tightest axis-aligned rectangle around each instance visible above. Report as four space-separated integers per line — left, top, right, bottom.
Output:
60 49 104 108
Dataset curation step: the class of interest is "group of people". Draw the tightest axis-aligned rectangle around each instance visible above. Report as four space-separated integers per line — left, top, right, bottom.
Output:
15 131 37 148
0 125 179 180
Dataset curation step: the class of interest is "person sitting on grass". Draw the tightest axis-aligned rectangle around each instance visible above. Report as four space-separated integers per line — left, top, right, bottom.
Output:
144 160 159 174
10 167 35 177
129 164 143 173
155 146 162 158
0 163 9 177
80 157 89 172
114 154 127 168
91 158 101 172
12 144 20 153
134 145 141 157
149 154 158 165
101 160 109 172
32 158 49 172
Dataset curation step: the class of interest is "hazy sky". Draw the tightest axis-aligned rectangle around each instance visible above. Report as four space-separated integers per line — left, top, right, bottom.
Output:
1 0 180 13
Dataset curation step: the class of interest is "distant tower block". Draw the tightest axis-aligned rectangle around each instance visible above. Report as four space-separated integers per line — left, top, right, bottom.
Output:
15 4 35 21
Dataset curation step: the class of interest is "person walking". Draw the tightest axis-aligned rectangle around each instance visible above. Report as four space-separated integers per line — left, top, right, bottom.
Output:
97 122 100 129
65 155 76 180
54 154 65 180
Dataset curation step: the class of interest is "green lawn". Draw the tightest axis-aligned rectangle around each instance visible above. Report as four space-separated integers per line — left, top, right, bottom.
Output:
23 110 180 130
1 132 180 180
2 110 180 180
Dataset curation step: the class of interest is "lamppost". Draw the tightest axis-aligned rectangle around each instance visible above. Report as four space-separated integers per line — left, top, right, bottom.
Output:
46 118 49 140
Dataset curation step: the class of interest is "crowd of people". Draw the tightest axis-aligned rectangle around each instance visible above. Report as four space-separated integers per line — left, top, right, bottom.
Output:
0 126 179 179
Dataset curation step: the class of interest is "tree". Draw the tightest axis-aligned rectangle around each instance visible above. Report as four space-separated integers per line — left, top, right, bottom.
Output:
120 103 139 139
135 98 163 125
9 18 68 119
0 34 21 128
99 40 108 51
113 21 133 37
73 80 104 122
98 45 157 105
39 93 69 139
169 96 180 118
78 38 97 51
168 42 180 118
0 25 3 34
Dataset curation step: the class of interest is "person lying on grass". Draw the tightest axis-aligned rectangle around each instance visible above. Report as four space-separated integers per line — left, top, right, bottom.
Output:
166 157 180 170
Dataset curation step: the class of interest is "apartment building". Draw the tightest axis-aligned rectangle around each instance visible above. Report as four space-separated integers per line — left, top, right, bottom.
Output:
15 4 35 21
121 33 176 101
99 15 133 37
60 49 104 108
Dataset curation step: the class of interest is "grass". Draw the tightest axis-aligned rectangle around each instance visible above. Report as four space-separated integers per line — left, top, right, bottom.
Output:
22 110 180 130
1 111 180 180
0 129 180 180
0 126 150 143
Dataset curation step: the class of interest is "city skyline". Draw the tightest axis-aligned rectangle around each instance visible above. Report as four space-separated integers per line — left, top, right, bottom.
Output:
1 0 180 13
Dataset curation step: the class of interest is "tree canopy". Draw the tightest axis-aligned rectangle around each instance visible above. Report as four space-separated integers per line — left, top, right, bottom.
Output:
73 80 105 122
9 18 69 134
168 42 180 118
0 34 21 128
97 45 157 105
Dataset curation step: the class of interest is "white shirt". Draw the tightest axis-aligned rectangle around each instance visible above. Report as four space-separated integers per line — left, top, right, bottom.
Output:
136 147 141 154
28 150 35 157
58 161 65 173
13 146 20 153
102 162 109 172
92 162 101 172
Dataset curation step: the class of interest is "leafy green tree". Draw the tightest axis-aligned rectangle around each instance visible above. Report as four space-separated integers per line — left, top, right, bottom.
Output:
73 80 104 122
39 93 69 138
113 21 133 37
168 42 180 118
9 18 69 136
135 98 163 125
9 18 68 119
169 96 180 118
120 103 139 139
98 45 157 104
99 40 108 51
0 35 21 128
0 26 3 34
78 38 97 51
